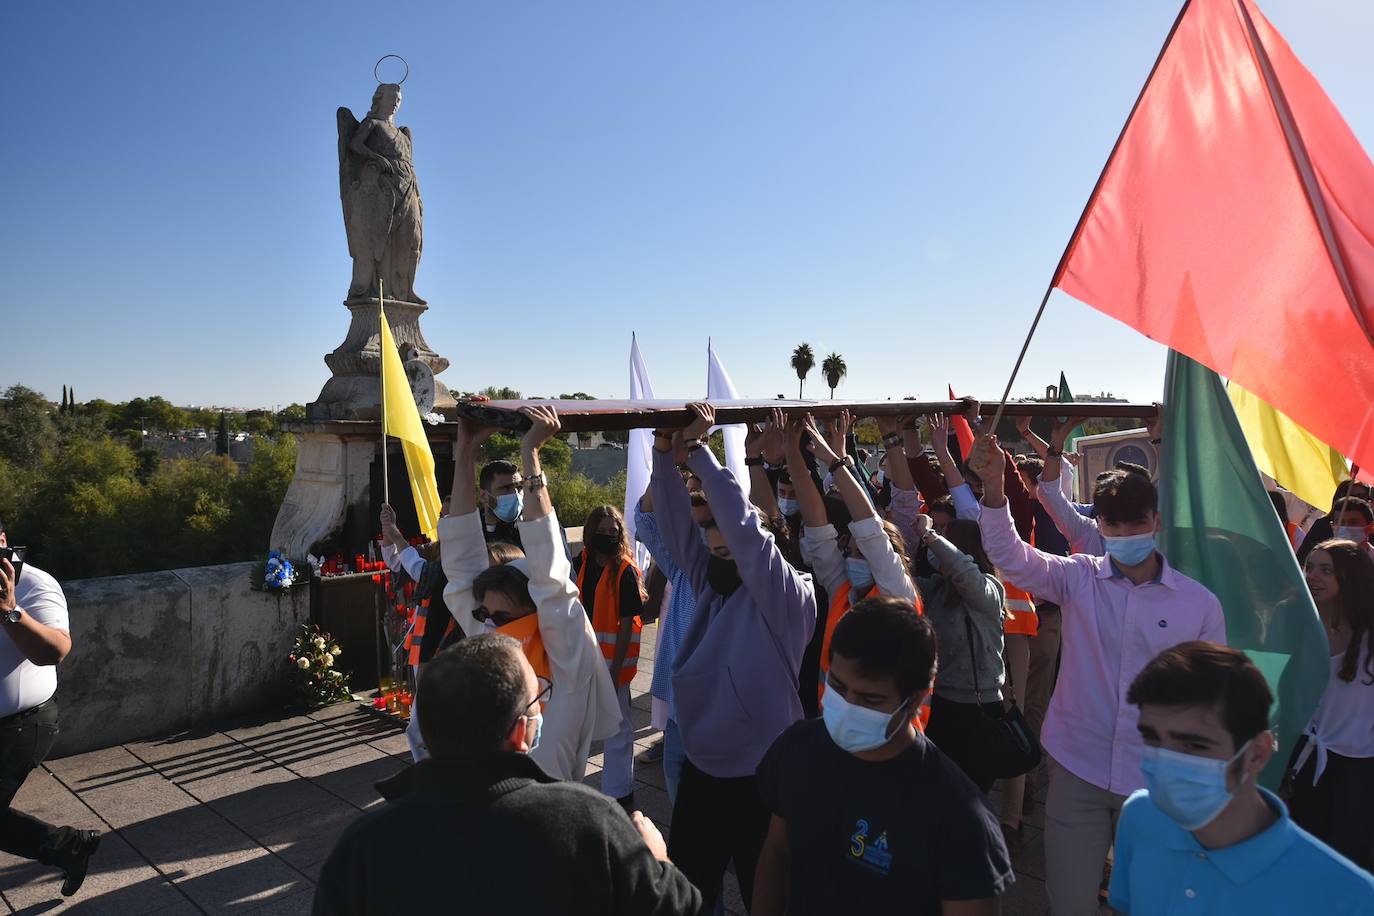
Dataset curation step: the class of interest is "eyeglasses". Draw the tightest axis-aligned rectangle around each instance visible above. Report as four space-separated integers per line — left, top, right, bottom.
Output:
472 606 524 628
510 677 553 733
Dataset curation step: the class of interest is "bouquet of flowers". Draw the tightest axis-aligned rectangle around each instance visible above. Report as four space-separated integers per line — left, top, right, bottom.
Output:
287 624 351 707
264 550 297 590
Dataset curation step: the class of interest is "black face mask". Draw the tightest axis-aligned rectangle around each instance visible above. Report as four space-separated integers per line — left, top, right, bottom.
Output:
590 533 619 555
706 555 742 597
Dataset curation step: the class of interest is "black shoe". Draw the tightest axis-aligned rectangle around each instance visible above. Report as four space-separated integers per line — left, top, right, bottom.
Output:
641 738 665 763
615 792 637 817
59 829 101 896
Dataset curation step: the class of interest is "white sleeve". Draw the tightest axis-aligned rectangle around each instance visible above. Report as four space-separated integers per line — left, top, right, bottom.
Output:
15 569 68 631
802 524 848 599
383 544 426 581
438 511 491 638
850 516 917 603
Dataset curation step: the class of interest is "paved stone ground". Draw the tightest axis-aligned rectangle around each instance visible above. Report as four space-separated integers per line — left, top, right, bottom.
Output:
0 625 1052 914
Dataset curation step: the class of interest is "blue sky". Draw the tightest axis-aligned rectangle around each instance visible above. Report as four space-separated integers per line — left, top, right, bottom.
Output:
6 0 1374 409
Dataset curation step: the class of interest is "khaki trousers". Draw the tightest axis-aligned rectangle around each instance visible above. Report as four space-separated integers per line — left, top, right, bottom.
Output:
1045 756 1126 916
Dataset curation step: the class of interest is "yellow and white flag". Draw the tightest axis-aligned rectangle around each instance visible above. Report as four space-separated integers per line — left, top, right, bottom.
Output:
380 300 442 539
1228 381 1347 511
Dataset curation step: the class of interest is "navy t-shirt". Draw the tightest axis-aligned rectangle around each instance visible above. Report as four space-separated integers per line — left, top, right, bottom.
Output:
756 719 1013 914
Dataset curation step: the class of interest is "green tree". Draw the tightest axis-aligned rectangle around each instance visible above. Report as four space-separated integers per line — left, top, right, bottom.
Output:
0 385 58 469
550 471 627 530
479 386 522 401
790 344 815 399
276 403 307 424
821 353 847 398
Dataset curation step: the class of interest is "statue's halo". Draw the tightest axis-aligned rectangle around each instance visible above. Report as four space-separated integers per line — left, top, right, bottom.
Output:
374 54 410 85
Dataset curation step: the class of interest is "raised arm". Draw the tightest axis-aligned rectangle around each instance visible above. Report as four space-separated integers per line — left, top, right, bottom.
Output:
515 405 603 666
649 429 710 596
745 419 780 519
928 412 966 491
1014 416 1051 462
969 435 1078 605
786 413 845 598
683 403 815 637
920 520 1005 619
880 415 922 548
1036 416 1102 554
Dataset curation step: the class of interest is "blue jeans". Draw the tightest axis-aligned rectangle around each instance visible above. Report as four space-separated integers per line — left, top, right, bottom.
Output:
663 717 685 807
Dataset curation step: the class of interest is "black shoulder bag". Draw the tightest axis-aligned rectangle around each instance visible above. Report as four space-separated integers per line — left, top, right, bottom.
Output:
963 608 1042 780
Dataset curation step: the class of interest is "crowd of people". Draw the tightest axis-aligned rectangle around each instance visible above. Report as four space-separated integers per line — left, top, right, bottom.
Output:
320 400 1374 915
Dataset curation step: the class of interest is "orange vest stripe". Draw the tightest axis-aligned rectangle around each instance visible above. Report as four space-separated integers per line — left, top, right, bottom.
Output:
497 613 552 683
576 552 643 688
1002 580 1038 636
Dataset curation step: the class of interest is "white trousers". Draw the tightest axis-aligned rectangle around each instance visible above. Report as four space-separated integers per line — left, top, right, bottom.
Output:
600 683 635 799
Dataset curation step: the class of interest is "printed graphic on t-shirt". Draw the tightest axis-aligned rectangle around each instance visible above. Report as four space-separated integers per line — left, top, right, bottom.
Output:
847 818 893 875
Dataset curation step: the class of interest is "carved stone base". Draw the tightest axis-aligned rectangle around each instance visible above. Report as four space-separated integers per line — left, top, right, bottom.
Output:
308 297 455 421
268 431 377 560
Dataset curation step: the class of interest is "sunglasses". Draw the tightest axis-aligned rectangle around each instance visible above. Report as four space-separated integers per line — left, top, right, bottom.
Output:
472 606 525 628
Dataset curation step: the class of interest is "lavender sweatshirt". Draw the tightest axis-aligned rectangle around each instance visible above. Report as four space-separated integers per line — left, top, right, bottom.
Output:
651 445 817 778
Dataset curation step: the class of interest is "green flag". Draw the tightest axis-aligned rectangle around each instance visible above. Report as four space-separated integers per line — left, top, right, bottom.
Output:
1159 351 1328 790
1057 371 1084 452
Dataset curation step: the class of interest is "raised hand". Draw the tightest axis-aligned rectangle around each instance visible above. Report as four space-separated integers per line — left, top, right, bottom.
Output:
745 420 766 459
762 407 788 465
682 402 715 442
804 414 840 465
519 405 562 453
959 397 982 426
455 416 498 454
1050 415 1087 448
877 414 903 440
966 433 1005 484
824 409 851 457
929 411 952 457
1147 401 1164 443
1013 415 1032 437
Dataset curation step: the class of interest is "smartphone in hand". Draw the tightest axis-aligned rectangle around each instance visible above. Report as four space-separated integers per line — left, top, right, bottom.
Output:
0 547 25 588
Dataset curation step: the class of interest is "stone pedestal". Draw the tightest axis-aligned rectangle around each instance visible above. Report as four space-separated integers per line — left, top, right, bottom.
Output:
269 426 379 560
308 297 456 421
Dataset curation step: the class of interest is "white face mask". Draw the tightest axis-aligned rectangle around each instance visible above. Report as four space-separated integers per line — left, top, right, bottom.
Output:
821 684 908 753
1140 740 1251 831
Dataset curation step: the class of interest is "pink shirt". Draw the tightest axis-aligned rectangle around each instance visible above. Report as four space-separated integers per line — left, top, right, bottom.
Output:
978 501 1227 795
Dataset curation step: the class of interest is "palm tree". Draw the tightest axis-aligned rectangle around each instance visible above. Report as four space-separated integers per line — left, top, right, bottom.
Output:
822 353 847 399
791 344 816 399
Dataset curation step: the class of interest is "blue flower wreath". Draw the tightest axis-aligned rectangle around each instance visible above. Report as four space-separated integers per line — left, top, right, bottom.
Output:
264 550 297 590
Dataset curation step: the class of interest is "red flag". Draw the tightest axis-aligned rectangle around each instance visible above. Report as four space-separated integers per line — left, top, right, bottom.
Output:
948 384 975 460
1054 0 1374 474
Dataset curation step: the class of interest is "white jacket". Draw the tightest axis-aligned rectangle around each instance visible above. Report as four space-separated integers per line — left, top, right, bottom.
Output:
438 509 621 781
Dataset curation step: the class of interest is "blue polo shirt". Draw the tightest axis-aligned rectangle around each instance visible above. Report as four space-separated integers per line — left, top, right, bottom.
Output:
1109 788 1374 915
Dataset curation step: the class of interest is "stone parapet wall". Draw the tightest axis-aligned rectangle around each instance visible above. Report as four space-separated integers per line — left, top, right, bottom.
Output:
52 563 308 756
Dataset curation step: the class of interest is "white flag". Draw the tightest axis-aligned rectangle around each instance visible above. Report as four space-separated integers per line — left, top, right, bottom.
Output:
624 333 656 573
707 339 750 498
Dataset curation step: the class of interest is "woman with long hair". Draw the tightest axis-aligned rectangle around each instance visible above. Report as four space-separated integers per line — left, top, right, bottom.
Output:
1288 539 1374 868
916 516 1008 792
574 504 645 812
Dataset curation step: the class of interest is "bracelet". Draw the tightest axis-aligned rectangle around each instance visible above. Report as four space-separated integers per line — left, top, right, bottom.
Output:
1150 438 1162 445
882 433 901 447
1046 446 1063 458
744 456 765 467
523 473 547 490
828 455 852 474
686 440 705 454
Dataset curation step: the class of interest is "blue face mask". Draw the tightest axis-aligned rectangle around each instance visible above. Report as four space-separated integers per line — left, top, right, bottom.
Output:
777 496 801 517
493 491 524 523
1103 531 1156 567
846 557 874 591
1140 740 1250 831
526 710 543 752
822 685 907 753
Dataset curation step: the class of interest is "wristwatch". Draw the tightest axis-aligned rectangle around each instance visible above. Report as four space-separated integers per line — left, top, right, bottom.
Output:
5 608 22 625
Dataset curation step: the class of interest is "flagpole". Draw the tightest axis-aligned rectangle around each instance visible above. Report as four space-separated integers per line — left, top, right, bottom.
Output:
379 280 390 507
987 0 1195 435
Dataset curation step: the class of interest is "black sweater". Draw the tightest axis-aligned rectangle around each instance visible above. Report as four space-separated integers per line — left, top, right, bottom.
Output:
312 753 704 916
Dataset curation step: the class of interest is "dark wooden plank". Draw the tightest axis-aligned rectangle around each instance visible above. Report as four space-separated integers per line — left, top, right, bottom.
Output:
441 399 1157 433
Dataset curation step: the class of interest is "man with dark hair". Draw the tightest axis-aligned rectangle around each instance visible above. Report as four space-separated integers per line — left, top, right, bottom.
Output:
0 521 100 896
313 634 705 915
1295 479 1371 566
968 435 1225 916
1330 496 1374 558
1110 641 1374 913
751 596 1013 916
478 458 524 545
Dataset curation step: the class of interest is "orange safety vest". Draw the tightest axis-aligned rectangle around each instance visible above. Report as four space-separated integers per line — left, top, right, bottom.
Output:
496 612 552 683
575 552 643 688
1002 579 1038 637
817 581 931 730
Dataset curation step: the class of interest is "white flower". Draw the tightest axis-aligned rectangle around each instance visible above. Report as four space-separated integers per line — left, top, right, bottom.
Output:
296 657 311 670
313 637 327 650
424 411 443 426
329 645 342 656
321 654 334 668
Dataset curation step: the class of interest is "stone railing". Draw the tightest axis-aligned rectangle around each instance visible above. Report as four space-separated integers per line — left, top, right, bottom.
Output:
52 563 308 757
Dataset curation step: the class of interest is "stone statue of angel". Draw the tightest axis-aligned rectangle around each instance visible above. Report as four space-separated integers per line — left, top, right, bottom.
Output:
338 81 425 304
